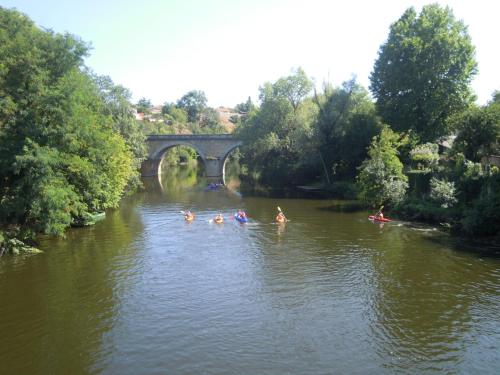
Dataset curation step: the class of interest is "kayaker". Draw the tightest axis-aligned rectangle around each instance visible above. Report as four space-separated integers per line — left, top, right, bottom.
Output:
215 213 223 223
375 209 384 219
276 211 286 222
184 210 194 221
237 209 247 218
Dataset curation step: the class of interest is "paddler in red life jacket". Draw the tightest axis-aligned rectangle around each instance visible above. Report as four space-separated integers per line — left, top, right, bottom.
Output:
237 209 247 219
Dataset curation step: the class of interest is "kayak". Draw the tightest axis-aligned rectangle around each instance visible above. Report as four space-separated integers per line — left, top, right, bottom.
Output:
276 215 286 223
234 214 248 223
214 216 224 224
368 215 391 222
205 183 223 191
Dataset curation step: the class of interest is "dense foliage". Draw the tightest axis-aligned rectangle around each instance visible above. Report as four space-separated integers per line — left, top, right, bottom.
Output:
234 5 498 239
313 79 383 181
0 8 144 238
236 69 317 186
370 4 477 142
140 90 226 136
357 127 408 207
1 3 498 244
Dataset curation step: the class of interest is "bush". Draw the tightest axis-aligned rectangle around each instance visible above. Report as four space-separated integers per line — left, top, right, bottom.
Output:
396 199 456 224
460 174 500 236
430 177 458 208
357 127 408 206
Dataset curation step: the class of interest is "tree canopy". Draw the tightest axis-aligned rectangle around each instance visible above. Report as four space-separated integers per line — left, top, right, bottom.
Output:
370 4 477 142
313 79 382 181
176 90 208 122
0 7 141 235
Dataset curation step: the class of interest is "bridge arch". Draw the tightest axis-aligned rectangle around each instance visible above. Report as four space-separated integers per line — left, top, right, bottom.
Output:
154 143 206 176
221 143 242 184
141 134 242 184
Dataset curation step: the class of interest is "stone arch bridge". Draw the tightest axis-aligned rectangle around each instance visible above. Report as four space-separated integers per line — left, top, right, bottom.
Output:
141 134 242 183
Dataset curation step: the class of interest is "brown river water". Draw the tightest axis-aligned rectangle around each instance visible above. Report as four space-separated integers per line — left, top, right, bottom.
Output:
1 165 499 374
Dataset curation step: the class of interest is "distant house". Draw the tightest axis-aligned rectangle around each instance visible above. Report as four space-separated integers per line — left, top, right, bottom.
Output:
134 109 144 121
150 105 162 115
134 105 163 122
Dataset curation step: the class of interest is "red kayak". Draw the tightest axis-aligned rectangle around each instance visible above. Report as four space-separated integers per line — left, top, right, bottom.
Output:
368 215 392 222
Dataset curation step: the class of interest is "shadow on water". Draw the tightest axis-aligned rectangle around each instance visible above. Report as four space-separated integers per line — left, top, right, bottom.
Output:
422 233 500 258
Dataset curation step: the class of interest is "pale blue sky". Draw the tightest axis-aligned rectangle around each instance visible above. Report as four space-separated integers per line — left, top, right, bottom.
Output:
3 0 499 107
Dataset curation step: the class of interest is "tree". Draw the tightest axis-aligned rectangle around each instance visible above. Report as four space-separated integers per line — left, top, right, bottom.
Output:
94 75 147 191
450 100 500 162
176 90 207 122
370 4 477 142
356 127 408 206
429 178 458 208
273 67 313 113
409 143 439 173
0 8 137 235
235 96 255 113
313 79 382 181
162 102 188 124
491 90 500 105
236 71 317 186
136 97 152 114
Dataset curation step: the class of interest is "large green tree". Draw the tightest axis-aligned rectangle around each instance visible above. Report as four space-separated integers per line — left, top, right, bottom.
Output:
0 7 138 235
237 69 317 186
370 4 477 142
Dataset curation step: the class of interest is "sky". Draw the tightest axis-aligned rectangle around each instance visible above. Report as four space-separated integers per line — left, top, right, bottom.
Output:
2 0 499 107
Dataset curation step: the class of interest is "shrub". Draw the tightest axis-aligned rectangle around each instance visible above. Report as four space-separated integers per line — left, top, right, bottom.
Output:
430 177 458 208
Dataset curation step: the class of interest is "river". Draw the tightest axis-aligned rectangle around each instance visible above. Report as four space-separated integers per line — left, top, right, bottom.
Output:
1 164 499 374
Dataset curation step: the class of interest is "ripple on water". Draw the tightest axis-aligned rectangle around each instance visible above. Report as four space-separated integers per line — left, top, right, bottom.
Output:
2 191 500 375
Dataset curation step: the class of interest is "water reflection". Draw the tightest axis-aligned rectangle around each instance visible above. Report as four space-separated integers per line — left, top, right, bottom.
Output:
1 163 499 374
365 226 500 373
0 199 146 374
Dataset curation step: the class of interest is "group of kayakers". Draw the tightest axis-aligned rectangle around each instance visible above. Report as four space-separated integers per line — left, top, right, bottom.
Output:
183 208 287 224
184 207 388 224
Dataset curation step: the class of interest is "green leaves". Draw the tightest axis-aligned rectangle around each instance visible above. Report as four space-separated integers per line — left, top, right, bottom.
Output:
0 8 140 236
370 4 477 142
313 79 382 180
176 90 207 122
450 100 500 162
357 127 408 207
